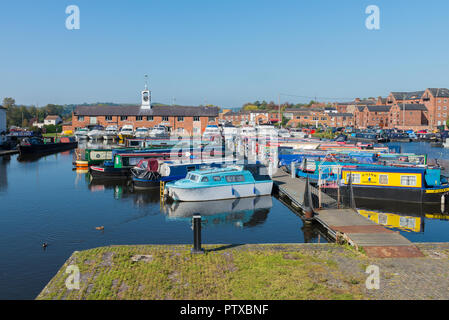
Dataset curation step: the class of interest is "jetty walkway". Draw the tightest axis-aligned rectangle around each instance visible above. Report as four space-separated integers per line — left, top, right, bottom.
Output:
272 169 424 258
0 150 18 157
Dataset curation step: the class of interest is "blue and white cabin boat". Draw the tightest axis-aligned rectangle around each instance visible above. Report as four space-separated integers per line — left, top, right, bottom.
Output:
165 166 273 201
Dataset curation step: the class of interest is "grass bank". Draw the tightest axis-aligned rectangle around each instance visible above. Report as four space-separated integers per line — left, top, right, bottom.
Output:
37 244 368 300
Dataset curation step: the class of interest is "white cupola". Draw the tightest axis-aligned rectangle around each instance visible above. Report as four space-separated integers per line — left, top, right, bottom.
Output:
141 75 151 110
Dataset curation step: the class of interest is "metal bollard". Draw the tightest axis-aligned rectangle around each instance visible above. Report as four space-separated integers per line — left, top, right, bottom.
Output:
191 215 204 254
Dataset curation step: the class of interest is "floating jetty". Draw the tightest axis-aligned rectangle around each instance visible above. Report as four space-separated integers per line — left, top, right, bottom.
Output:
0 150 19 157
272 169 424 258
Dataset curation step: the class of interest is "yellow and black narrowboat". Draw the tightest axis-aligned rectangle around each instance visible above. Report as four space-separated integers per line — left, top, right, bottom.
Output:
341 166 449 204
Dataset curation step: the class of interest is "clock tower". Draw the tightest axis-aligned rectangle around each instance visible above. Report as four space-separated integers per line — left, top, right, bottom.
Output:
141 75 151 110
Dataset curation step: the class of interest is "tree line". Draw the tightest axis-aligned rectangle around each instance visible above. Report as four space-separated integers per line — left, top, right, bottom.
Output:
2 97 73 128
241 100 332 111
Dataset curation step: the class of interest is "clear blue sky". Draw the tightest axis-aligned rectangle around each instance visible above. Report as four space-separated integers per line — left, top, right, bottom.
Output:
1 0 448 108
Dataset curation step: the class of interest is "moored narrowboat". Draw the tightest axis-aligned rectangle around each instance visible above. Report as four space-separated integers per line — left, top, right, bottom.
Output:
18 136 78 155
340 166 449 204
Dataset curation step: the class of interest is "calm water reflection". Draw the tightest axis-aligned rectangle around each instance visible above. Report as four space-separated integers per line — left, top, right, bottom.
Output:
0 150 319 299
2 141 449 299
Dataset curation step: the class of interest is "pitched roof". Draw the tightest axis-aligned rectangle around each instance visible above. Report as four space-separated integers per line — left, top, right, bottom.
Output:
427 88 449 98
329 113 353 117
74 105 220 117
390 91 424 100
336 99 376 106
394 104 427 111
366 105 393 112
45 115 61 120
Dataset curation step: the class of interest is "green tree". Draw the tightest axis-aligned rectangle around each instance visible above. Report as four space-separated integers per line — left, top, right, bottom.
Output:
2 97 15 109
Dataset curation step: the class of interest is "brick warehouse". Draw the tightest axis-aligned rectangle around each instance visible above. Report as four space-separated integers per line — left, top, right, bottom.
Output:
70 85 220 136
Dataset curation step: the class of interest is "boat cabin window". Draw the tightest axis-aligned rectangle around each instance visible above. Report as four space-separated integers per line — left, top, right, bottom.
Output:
213 176 221 181
225 175 245 183
201 177 209 182
379 174 388 185
400 175 417 186
348 173 360 184
188 174 199 182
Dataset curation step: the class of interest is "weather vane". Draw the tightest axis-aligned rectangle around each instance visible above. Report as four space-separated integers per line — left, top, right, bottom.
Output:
144 74 149 90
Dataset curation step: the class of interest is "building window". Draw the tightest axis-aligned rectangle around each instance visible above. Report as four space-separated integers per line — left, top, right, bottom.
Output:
400 175 417 187
444 106 447 110
120 116 128 121
438 106 441 110
136 116 143 121
438 113 441 118
147 116 153 121
162 116 169 121
77 116 84 121
105 116 113 121
177 116 184 122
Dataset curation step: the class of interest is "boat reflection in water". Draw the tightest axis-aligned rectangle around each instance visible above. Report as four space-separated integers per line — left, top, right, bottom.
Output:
355 198 449 233
163 196 273 228
88 178 160 204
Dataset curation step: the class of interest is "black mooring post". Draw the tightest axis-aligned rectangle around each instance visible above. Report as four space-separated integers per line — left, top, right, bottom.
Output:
191 215 204 254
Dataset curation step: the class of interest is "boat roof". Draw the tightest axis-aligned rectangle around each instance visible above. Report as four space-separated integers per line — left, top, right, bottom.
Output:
188 166 244 176
341 165 427 173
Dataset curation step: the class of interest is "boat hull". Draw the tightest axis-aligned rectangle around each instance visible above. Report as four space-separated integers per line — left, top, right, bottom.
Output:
167 181 273 202
18 141 78 155
89 166 131 180
132 177 161 189
331 184 449 204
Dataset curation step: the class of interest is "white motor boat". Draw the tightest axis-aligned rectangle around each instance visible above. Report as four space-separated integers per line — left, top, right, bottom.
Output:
118 125 135 140
87 126 105 140
74 128 89 140
135 127 150 138
165 166 273 202
202 125 222 140
149 125 170 139
240 126 257 138
256 125 277 138
223 125 238 139
103 125 118 140
290 128 307 138
278 128 291 138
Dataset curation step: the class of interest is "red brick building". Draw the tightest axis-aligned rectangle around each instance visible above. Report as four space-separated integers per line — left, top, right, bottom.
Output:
422 88 449 128
389 104 428 128
71 105 219 136
386 91 424 105
355 105 392 128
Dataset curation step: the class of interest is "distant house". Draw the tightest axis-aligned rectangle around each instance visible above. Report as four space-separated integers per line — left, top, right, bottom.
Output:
44 115 62 126
0 106 6 145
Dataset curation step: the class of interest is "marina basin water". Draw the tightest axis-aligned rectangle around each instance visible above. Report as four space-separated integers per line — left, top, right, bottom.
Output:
0 150 319 299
